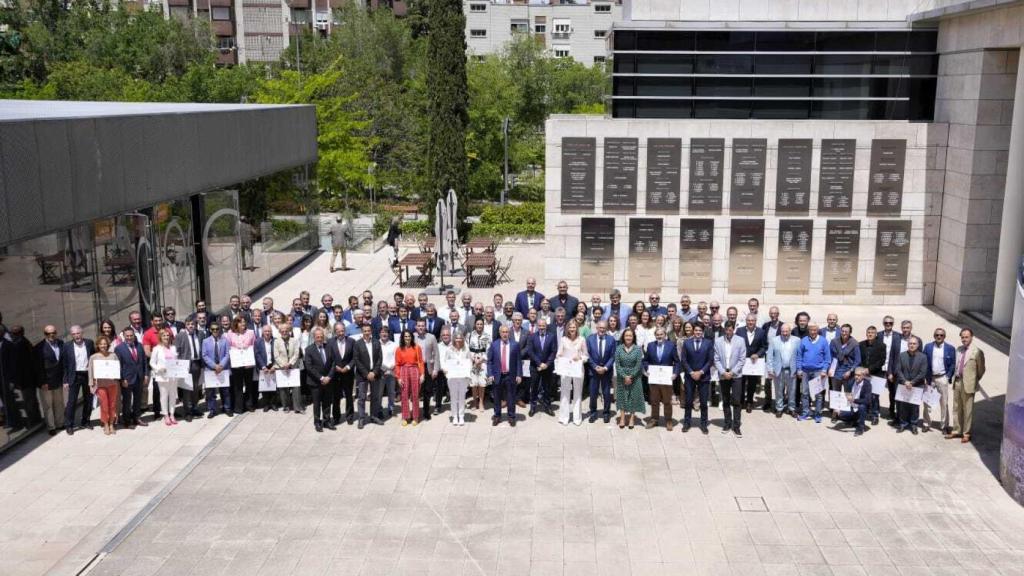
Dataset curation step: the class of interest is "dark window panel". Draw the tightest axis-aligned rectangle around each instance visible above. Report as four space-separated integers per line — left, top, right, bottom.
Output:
755 31 816 51
636 31 694 51
636 77 693 96
868 78 910 98
613 55 636 73
613 77 635 96
872 100 910 119
636 54 694 74
814 54 873 74
694 99 750 118
612 100 636 118
811 100 871 119
873 54 937 75
755 55 813 75
751 100 811 119
696 31 755 51
816 31 875 51
874 31 911 51
613 31 636 51
754 77 811 97
696 54 753 74
696 77 752 97
908 31 938 52
635 100 692 118
908 77 937 121
812 78 872 97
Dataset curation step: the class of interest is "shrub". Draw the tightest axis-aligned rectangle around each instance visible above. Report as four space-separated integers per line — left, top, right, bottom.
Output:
472 202 544 238
401 220 433 237
270 218 307 241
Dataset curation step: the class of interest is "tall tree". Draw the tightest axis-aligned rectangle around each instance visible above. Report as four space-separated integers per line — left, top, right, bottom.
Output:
425 0 468 227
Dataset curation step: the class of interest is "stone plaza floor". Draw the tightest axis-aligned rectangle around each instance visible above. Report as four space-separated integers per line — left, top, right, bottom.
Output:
2 242 1022 576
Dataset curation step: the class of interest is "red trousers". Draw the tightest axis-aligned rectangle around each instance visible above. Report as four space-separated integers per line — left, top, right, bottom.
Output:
399 365 421 421
95 385 120 425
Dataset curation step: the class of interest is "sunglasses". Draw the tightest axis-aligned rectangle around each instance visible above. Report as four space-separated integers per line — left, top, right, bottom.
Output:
883 322 894 325
934 334 945 338
44 331 56 336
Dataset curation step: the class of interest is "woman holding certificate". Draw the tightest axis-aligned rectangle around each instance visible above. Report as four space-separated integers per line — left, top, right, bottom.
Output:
443 333 472 426
614 328 645 429
556 320 586 426
396 330 425 426
148 329 180 426
468 318 491 411
88 335 121 435
227 317 256 413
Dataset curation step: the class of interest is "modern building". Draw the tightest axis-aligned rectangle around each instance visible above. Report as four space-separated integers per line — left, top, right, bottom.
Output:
544 0 1024 331
464 0 623 65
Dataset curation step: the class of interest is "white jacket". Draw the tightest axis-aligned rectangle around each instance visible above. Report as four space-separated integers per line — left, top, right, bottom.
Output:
149 344 180 383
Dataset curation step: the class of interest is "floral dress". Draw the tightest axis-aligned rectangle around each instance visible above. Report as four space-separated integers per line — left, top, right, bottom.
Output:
614 344 646 414
468 330 492 388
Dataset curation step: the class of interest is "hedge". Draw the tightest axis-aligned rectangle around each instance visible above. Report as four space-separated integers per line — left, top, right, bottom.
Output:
472 202 544 238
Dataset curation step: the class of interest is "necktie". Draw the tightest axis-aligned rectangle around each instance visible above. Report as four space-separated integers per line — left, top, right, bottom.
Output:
319 345 326 364
657 343 663 359
214 339 220 364
501 342 508 373
428 319 434 332
957 347 967 377
130 346 137 361
695 339 701 351
599 338 604 358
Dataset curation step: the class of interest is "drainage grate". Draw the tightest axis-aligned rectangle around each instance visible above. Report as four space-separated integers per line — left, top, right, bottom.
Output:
735 496 768 512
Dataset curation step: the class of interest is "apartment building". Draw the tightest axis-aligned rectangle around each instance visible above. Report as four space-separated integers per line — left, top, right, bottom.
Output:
464 0 623 66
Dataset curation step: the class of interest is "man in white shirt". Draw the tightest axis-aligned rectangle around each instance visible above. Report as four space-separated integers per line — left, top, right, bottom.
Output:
437 290 463 325
714 322 747 436
378 326 398 419
62 325 95 434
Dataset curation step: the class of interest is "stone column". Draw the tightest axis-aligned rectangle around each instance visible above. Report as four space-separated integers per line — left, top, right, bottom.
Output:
992 49 1024 328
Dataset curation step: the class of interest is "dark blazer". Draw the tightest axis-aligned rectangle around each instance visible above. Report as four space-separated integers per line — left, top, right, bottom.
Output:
895 351 928 387
679 337 714 382
528 330 557 368
352 337 383 381
881 331 903 376
586 333 616 375
487 338 522 379
924 342 956 381
735 326 768 358
8 336 35 389
370 315 392 340
327 335 353 381
175 328 206 371
62 339 96 383
508 328 530 360
643 340 678 375
114 340 147 386
303 342 332 386
858 339 886 377
422 316 444 340
550 294 579 317
254 337 275 369
35 339 65 388
761 319 783 339
514 290 545 317
851 378 873 411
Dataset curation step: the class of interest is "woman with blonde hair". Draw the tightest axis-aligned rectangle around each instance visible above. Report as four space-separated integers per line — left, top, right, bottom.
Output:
148 329 180 426
556 320 586 426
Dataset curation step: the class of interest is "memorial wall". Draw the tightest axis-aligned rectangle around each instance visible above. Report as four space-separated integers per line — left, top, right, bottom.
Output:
545 116 941 304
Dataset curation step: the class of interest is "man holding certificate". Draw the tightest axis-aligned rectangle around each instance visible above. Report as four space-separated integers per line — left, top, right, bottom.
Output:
585 321 616 424
714 322 747 436
644 327 678 431
895 336 928 435
735 314 767 415
796 323 832 423
115 328 148 428
201 324 232 418
680 325 714 434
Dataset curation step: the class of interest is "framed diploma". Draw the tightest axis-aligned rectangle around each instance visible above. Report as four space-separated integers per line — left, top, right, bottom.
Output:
275 368 301 388
229 347 255 368
648 364 674 385
258 371 277 392
446 358 471 379
165 359 191 379
93 359 121 380
203 369 230 388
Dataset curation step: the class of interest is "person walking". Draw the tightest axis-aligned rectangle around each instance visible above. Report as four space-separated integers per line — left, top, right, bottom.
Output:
329 216 354 272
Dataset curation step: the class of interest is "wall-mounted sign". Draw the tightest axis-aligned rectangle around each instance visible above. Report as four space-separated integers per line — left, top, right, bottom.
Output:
867 139 906 215
776 219 813 294
818 139 856 214
679 219 714 293
628 218 663 293
873 220 911 294
646 138 682 211
603 137 638 211
728 219 764 294
730 138 767 214
580 218 616 293
688 138 725 212
823 220 861 294
775 139 813 213
560 137 596 210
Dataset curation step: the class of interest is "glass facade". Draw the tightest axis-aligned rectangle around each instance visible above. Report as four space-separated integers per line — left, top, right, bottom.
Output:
611 29 939 121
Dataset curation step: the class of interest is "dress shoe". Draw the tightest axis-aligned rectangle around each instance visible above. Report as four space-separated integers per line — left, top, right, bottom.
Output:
432 408 440 416
516 401 527 408
665 422 674 432
588 414 598 424
153 412 163 419
65 428 74 436
358 419 365 429
734 427 743 437
136 419 148 427
48 429 58 436
544 407 554 417
529 407 536 417
854 429 863 437
284 407 292 413
721 424 731 434
315 422 323 433
371 417 384 425
263 406 270 413
347 414 354 425
897 427 906 433
682 424 691 433
509 419 516 427
961 433 971 443
645 420 657 430
911 427 918 435
700 425 709 435
325 421 337 431
492 416 500 426
745 404 752 414
944 433 959 440
270 406 279 412
761 402 772 413
775 411 783 419
603 414 610 424
872 416 880 426
185 414 192 422
84 423 94 430
207 412 216 419
226 411 234 417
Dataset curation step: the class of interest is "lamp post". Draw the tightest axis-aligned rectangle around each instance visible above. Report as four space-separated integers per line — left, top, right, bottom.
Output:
502 116 510 205
368 162 377 253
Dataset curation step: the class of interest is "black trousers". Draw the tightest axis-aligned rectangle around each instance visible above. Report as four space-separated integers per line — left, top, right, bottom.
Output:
323 379 339 422
122 380 143 424
150 377 161 415
492 373 516 420
684 378 710 427
229 370 253 412
719 377 743 428
421 370 437 414
531 368 554 408
243 369 260 410
887 379 899 418
357 377 384 421
433 372 447 412
64 371 92 428
743 375 760 405
311 383 327 423
588 371 613 416
333 373 354 420
763 376 774 405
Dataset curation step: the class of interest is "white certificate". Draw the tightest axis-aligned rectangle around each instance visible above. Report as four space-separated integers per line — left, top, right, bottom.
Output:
165 359 191 379
93 359 121 380
521 360 531 377
808 374 828 396
446 357 471 379
895 385 924 406
923 387 942 409
829 390 851 413
711 367 719 382
827 359 838 378
743 358 765 377
258 371 277 392
555 357 583 378
275 368 301 388
648 364 674 385
229 347 255 368
870 376 887 395
203 369 230 388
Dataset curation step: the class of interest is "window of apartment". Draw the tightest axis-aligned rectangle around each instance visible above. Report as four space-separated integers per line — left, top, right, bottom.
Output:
470 29 487 38
594 29 607 39
469 2 487 12
510 19 528 33
554 46 570 58
534 23 546 34
212 6 231 20
217 37 236 51
594 3 611 13
594 55 607 65
290 8 310 24
553 19 571 37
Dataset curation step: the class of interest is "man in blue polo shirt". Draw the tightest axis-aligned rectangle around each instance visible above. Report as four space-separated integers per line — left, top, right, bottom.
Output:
797 322 832 423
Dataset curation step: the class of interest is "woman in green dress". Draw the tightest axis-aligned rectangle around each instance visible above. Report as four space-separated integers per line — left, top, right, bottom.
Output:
615 328 646 429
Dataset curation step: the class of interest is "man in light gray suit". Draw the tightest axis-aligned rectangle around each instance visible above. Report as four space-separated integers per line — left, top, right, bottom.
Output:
714 321 747 436
174 318 205 421
329 216 354 272
414 318 442 418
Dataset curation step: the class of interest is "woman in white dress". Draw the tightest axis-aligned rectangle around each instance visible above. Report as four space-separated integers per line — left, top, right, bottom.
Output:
557 320 586 426
149 329 180 426
443 333 472 426
468 318 491 411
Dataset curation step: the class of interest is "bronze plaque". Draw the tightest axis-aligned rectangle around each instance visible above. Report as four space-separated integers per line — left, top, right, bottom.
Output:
580 218 615 293
628 218 663 293
823 220 861 294
867 139 906 215
776 219 813 295
775 139 813 213
603 137 638 210
818 139 856 214
646 138 682 211
679 219 714 293
728 219 764 294
561 137 596 210
730 138 767 214
688 138 725 212
873 220 911 295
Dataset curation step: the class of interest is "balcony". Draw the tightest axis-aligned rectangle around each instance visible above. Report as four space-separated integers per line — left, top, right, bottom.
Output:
289 0 309 7
216 50 237 65
212 20 234 36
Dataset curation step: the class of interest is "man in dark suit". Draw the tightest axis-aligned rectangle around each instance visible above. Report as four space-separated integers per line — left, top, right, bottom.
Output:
760 306 783 412
7 326 39 425
174 318 205 421
550 280 578 320
115 328 148 429
487 324 521 426
162 307 185 336
352 324 383 428
62 325 95 434
528 317 557 417
304 327 334 432
422 305 444 340
328 323 354 425
514 277 545 318
680 324 714 434
586 321 616 424
35 325 65 435
370 301 392 340
508 313 531 407
644 327 678 430
736 314 768 414
879 315 902 421
254 324 276 412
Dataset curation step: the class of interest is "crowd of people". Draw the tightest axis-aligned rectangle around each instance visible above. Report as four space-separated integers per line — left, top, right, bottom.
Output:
0 279 987 442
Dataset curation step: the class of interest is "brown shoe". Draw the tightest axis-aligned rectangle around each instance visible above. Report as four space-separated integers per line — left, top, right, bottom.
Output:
961 434 971 443
944 433 958 440
666 421 674 432
645 420 657 430
516 401 527 408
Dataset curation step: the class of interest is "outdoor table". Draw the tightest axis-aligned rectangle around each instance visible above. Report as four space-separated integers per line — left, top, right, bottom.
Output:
463 252 497 286
398 252 435 286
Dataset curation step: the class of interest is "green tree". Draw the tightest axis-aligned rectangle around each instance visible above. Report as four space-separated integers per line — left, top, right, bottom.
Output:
425 0 469 227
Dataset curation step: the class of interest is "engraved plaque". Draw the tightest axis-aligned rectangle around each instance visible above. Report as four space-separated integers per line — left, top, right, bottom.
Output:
730 138 767 213
678 219 715 293
560 137 596 210
581 218 615 293
823 220 861 295
645 138 681 211
688 138 725 212
873 220 911 295
728 219 764 294
776 219 813 295
867 139 906 215
775 139 813 213
628 218 663 293
818 139 856 214
603 137 638 210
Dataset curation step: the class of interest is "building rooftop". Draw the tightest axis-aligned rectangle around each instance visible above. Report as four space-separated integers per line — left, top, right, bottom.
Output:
0 99 308 122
